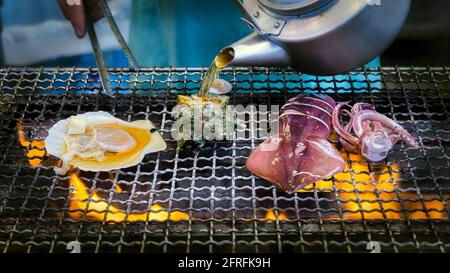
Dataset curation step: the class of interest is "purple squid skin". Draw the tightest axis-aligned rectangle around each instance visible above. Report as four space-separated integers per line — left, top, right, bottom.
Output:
246 94 345 194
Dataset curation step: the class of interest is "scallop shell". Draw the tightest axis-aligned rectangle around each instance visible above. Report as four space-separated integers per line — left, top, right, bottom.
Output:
45 111 167 172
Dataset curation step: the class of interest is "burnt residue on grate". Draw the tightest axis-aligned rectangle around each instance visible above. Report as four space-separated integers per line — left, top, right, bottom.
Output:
0 67 450 253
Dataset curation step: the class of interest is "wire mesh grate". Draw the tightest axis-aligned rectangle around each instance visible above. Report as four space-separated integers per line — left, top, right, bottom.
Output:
0 66 449 253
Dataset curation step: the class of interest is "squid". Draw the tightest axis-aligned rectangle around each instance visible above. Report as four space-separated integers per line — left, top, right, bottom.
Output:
332 101 419 162
246 94 345 194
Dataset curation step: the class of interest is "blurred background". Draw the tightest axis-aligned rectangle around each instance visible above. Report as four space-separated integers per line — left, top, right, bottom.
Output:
1 0 131 67
383 0 450 66
0 0 449 68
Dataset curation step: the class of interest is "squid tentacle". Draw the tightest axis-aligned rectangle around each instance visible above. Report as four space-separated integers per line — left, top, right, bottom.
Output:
332 102 359 146
352 103 375 114
352 110 419 148
341 109 354 133
340 136 358 151
390 133 401 145
353 103 374 133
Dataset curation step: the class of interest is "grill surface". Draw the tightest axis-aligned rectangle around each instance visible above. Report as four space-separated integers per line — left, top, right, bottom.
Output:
0 66 449 253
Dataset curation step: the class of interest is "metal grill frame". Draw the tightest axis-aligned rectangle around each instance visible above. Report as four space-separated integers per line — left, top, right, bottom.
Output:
0 66 449 253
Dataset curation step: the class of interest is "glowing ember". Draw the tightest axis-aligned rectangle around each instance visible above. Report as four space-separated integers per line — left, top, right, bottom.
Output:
312 152 448 220
17 123 46 167
17 122 448 222
333 153 402 220
401 193 449 220
264 209 288 221
65 156 450 222
68 173 189 222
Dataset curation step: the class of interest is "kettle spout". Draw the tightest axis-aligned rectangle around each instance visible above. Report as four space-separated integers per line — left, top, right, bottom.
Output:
223 33 290 67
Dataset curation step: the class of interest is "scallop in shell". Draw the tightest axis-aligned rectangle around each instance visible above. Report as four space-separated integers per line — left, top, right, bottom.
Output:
45 111 166 175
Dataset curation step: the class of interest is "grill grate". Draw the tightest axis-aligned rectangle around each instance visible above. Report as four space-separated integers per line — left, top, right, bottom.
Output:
0 66 449 253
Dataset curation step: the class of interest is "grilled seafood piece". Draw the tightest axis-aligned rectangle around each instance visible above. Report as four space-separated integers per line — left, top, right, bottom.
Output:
332 102 419 162
172 79 241 148
45 112 166 175
246 94 345 193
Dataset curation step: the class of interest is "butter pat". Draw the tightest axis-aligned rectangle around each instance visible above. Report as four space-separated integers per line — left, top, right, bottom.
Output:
68 116 86 135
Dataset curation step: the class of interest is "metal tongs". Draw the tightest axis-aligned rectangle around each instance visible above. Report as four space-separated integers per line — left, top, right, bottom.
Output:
84 0 139 97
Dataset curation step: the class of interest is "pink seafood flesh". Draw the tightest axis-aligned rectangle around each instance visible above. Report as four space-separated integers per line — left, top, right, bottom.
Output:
246 94 345 194
332 101 419 162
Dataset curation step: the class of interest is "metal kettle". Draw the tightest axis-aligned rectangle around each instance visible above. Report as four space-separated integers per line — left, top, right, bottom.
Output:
224 0 411 75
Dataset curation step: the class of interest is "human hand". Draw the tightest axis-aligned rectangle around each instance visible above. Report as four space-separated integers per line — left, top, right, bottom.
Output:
57 0 105 38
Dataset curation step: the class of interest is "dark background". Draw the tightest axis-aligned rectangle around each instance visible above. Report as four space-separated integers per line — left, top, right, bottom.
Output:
382 0 450 66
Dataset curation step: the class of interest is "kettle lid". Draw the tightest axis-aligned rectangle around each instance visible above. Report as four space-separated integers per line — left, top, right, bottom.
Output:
259 0 331 15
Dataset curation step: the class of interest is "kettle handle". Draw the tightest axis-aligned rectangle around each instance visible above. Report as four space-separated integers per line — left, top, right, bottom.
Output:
234 0 279 36
235 0 267 35
241 18 269 36
235 0 253 20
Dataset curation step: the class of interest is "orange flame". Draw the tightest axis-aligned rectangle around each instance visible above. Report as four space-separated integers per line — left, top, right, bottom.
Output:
65 157 450 222
333 153 402 220
68 173 189 222
264 209 288 221
304 153 449 220
17 123 46 167
17 122 448 222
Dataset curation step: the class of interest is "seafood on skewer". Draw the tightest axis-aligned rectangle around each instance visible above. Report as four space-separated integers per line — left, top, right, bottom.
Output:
332 102 419 162
246 94 345 194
